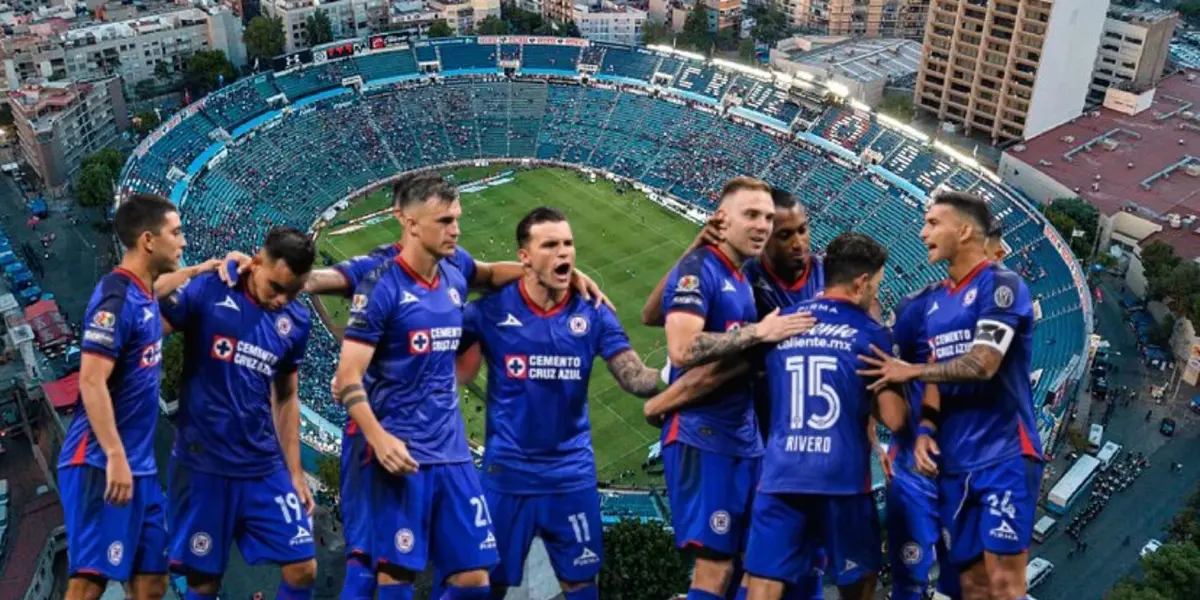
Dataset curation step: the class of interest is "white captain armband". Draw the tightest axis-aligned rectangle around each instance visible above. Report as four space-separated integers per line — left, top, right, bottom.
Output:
972 319 1015 354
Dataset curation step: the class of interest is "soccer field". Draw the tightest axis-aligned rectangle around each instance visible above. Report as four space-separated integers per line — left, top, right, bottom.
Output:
315 166 703 486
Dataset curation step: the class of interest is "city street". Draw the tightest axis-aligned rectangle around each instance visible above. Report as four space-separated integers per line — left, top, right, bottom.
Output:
1030 278 1200 600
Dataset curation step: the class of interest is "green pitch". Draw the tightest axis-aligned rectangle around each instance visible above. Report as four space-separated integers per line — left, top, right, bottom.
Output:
315 167 702 486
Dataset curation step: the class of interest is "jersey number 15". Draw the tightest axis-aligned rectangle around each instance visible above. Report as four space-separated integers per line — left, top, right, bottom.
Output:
786 355 842 431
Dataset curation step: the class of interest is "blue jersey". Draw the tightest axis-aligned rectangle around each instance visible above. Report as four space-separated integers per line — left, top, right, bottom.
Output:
61 269 164 475
160 273 311 477
333 243 477 296
462 281 632 494
660 245 762 458
888 284 938 467
923 262 1042 474
759 297 893 495
345 255 471 464
745 256 825 315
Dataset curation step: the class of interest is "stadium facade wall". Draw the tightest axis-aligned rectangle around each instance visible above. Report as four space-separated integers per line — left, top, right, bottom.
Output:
20 526 65 600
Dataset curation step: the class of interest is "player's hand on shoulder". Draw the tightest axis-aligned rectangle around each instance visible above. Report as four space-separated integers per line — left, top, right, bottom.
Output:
571 269 615 310
105 452 134 506
292 471 316 515
218 251 253 287
369 431 420 475
914 434 940 477
691 215 725 249
755 308 817 343
858 344 919 391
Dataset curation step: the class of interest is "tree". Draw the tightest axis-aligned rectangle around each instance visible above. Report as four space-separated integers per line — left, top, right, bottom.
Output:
679 3 713 53
878 94 916 122
1179 1 1200 26
1140 240 1181 281
1140 542 1200 599
749 5 789 46
77 163 115 208
132 110 160 136
476 15 508 35
315 454 340 496
244 16 285 64
563 20 581 38
428 20 454 38
0 102 12 126
304 9 334 46
184 50 237 96
82 147 123 176
1150 314 1176 347
715 27 739 52
159 335 186 401
134 78 157 100
1105 581 1170 600
503 4 544 33
738 38 757 62
599 518 691 600
1043 197 1100 259
642 21 672 45
154 61 172 81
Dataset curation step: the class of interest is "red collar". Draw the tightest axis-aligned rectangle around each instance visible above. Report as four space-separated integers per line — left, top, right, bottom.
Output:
707 245 745 282
945 260 990 295
518 279 572 317
762 256 811 292
113 267 151 297
394 254 439 290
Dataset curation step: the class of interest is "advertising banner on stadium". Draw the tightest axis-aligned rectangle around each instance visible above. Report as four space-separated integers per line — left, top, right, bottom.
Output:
476 35 589 47
368 33 411 50
313 38 366 65
272 48 314 72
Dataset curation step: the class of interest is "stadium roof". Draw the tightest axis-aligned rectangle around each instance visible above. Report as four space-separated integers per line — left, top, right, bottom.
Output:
784 38 922 85
1008 69 1200 219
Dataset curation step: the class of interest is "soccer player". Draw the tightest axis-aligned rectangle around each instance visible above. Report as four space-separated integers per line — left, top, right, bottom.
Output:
658 177 815 600
457 207 661 600
744 232 909 600
160 226 318 600
858 192 1042 600
334 173 497 600
59 193 185 600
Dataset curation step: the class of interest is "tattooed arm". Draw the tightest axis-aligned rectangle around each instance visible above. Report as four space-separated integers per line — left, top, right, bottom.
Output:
304 268 354 295
606 350 660 398
917 345 1003 382
665 309 814 371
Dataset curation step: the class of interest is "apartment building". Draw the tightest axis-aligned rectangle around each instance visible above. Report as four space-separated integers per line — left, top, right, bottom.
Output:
261 0 390 53
1088 4 1176 104
426 0 500 35
913 0 1106 144
776 0 930 39
9 77 127 190
648 0 741 33
574 1 646 46
1 6 246 94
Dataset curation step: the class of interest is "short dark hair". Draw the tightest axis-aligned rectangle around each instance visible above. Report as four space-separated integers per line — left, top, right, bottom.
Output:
771 188 800 211
516 206 568 247
933 192 991 236
986 218 1004 240
823 232 888 288
262 225 316 275
114 193 178 249
720 176 772 201
392 172 458 211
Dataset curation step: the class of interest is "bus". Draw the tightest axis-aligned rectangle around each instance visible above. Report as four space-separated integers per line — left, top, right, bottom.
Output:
1046 454 1101 515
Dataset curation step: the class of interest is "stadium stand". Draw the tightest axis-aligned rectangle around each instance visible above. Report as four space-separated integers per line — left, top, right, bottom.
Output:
118 37 1091 494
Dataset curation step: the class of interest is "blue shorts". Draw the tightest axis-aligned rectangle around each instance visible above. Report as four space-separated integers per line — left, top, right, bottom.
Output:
370 461 499 574
938 455 1043 565
661 442 758 556
341 428 373 559
60 466 168 581
486 487 603 586
745 492 880 587
168 462 315 576
886 467 940 598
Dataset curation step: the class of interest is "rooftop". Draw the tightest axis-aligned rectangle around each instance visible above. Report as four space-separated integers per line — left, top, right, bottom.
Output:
1106 3 1178 25
1010 69 1200 257
785 38 922 84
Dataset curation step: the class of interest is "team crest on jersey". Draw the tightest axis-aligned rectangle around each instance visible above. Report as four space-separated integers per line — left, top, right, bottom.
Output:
504 355 528 379
901 542 922 566
448 288 462 306
107 541 124 566
191 532 213 557
211 336 237 361
676 275 700 292
395 529 415 554
408 330 431 354
276 316 293 336
140 340 162 368
709 510 731 535
351 294 369 311
92 311 116 330
994 285 1014 309
962 288 977 307
569 315 589 336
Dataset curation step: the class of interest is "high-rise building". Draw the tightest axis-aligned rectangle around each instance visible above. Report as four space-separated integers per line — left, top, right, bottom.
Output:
1089 4 1177 104
647 0 741 34
913 0 1106 144
573 1 646 46
776 0 930 39
426 0 501 35
9 77 128 190
261 0 391 53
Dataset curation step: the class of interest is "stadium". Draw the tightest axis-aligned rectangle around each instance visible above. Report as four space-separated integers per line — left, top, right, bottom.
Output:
108 34 1091 597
